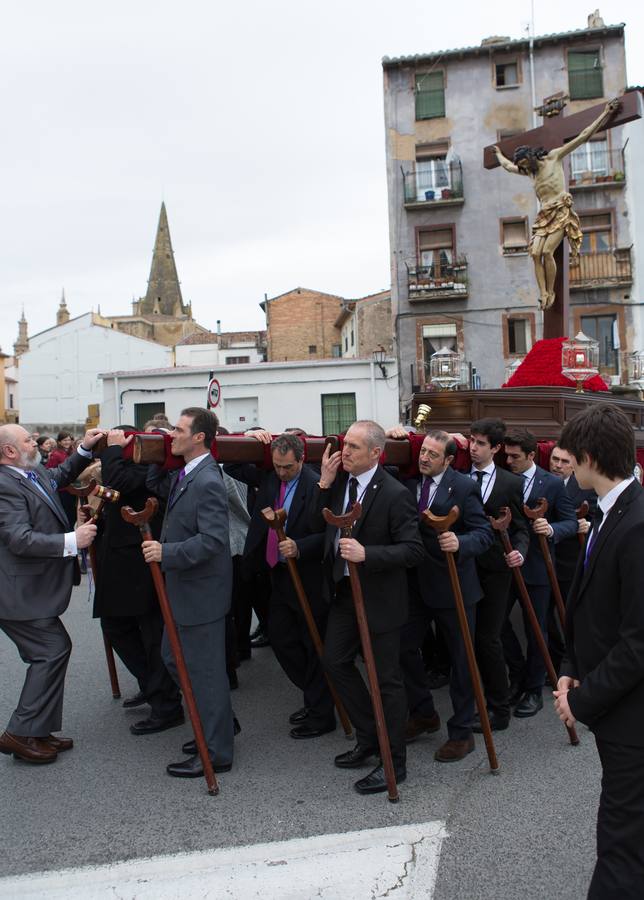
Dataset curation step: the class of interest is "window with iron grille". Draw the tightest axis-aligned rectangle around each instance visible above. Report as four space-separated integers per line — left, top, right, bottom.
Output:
580 314 618 375
225 356 250 364
568 50 603 100
415 71 445 120
579 212 612 253
321 393 357 435
570 138 609 178
134 402 165 431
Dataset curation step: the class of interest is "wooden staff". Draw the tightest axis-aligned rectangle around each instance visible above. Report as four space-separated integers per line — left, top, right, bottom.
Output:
121 498 218 796
489 509 579 746
322 503 399 803
576 501 590 550
523 498 567 629
260 506 354 739
423 506 500 775
67 480 122 699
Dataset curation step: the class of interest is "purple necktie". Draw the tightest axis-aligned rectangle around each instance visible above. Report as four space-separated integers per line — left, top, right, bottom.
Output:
418 476 433 515
266 480 287 568
169 467 186 504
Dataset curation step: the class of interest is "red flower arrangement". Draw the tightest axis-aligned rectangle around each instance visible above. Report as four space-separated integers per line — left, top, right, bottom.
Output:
503 337 608 392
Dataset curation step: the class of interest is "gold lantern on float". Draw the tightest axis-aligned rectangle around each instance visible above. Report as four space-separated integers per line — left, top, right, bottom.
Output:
561 332 599 393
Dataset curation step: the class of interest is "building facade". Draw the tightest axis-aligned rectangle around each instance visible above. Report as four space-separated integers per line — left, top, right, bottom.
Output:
383 17 634 410
175 329 267 367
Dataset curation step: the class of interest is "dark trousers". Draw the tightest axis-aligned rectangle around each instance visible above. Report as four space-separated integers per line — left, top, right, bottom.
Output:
269 567 334 727
502 583 550 691
588 737 644 899
238 563 271 636
0 617 71 737
421 617 451 674
475 567 512 718
230 555 252 659
323 579 406 769
400 594 476 741
101 610 181 719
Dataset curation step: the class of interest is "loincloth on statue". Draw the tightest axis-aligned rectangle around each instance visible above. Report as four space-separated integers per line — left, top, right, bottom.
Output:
530 192 582 256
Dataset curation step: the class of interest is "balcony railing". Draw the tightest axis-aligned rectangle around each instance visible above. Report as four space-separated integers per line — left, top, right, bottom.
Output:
569 248 632 289
568 149 625 189
402 160 464 206
407 257 469 300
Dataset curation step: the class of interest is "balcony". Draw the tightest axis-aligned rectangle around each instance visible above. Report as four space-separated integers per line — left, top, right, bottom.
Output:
568 149 626 191
407 258 469 301
569 248 632 290
403 160 464 209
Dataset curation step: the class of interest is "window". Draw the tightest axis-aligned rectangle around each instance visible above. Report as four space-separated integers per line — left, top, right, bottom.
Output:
418 227 454 275
321 393 357 434
570 138 608 179
568 49 603 100
501 218 529 253
350 328 354 347
8 393 13 410
495 61 519 88
332 344 342 358
422 323 457 380
415 71 445 120
134 402 165 431
344 336 348 352
580 314 618 375
578 212 612 253
225 356 250 364
507 318 531 355
308 344 317 354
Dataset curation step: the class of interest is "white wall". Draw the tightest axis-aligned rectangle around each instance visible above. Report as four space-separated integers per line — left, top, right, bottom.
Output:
175 342 264 367
624 104 644 353
100 358 399 434
21 314 171 426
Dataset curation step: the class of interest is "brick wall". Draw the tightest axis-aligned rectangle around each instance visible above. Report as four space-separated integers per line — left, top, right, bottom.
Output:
266 288 343 361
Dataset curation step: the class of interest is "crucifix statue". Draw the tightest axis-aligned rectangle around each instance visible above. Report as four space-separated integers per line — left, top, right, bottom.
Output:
484 90 641 338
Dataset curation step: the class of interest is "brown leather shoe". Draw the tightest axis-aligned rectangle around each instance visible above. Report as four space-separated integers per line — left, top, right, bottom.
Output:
0 731 58 764
405 712 441 743
434 735 475 763
43 734 74 752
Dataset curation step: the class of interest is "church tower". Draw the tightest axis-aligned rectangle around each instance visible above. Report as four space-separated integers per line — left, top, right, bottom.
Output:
13 308 29 357
139 203 190 319
56 289 70 326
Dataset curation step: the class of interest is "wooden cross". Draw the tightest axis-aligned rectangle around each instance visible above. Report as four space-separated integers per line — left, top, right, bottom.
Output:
483 91 642 339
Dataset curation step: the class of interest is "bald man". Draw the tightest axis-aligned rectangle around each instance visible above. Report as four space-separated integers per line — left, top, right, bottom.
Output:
0 424 103 765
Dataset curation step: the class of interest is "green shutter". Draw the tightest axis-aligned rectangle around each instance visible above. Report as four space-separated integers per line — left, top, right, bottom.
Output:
415 72 445 120
568 50 603 100
321 393 357 434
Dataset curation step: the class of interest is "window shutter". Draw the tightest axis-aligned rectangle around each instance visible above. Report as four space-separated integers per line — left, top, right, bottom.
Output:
415 72 445 119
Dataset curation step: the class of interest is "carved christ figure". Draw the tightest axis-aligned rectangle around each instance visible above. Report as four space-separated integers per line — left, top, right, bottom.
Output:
494 99 620 310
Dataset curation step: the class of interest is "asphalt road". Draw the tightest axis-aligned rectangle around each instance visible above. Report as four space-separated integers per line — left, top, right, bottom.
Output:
0 580 599 899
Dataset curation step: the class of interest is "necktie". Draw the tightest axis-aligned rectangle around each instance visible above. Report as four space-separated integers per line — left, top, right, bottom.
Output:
26 471 59 513
169 467 186 505
345 477 358 512
266 480 287 568
418 476 433 515
473 471 484 487
584 507 604 567
523 473 532 501
333 477 359 581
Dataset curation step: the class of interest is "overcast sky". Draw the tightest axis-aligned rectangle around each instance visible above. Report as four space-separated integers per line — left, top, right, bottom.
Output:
1 0 642 349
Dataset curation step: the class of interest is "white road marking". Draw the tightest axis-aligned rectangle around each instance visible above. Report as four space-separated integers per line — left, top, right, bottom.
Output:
0 821 447 899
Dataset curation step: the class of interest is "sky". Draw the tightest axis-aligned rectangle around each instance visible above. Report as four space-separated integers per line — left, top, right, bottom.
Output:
1 0 642 349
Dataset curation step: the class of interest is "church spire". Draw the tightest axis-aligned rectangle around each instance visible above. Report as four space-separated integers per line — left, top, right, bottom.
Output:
14 307 29 357
140 202 186 318
56 288 70 326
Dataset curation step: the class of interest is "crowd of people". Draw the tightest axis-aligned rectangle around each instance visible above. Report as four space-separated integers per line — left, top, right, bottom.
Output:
0 402 642 897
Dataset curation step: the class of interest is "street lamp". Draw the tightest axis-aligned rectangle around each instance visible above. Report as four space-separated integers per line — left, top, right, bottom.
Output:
372 346 387 378
561 331 599 393
430 347 463 390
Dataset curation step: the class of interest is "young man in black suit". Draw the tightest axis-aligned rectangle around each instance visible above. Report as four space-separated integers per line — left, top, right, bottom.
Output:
310 420 425 795
503 429 577 718
469 418 529 731
402 430 494 762
554 403 644 900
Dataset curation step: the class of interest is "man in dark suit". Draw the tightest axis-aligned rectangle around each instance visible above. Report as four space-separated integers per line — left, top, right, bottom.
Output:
554 403 644 899
93 429 182 734
225 431 332 738
469 418 529 731
0 424 102 764
310 420 425 795
503 429 577 718
144 408 234 778
401 430 494 762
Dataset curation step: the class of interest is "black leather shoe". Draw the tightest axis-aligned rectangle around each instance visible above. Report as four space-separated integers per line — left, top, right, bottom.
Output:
334 744 380 769
182 717 241 755
166 754 232 778
289 707 310 725
508 681 524 706
513 690 543 718
122 691 147 709
290 721 336 740
354 764 406 795
129 712 184 735
471 712 510 733
250 631 270 648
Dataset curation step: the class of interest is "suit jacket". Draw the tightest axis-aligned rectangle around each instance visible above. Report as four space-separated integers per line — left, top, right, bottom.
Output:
146 456 232 627
522 465 577 586
474 466 530 572
0 452 93 620
224 462 324 604
555 474 598 583
93 445 162 618
562 480 644 746
309 465 425 633
406 467 494 608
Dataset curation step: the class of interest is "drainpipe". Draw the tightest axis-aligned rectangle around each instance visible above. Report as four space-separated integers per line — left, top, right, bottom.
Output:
369 360 377 420
114 375 120 425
